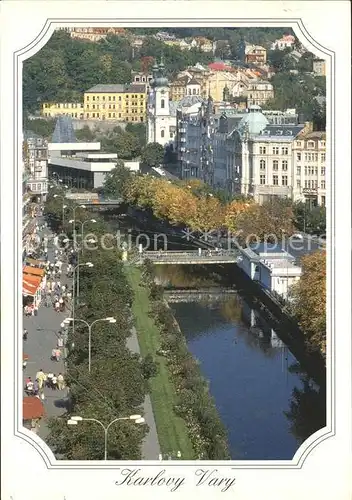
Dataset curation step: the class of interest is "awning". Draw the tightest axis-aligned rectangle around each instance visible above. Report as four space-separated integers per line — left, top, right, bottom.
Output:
23 274 42 296
23 397 45 420
23 265 45 278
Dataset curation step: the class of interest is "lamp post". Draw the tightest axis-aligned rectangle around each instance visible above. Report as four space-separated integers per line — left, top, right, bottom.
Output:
69 262 94 341
64 316 116 373
69 218 96 254
53 194 68 226
67 414 145 460
72 204 86 250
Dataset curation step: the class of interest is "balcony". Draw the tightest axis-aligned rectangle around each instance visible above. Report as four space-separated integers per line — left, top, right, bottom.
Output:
302 187 318 194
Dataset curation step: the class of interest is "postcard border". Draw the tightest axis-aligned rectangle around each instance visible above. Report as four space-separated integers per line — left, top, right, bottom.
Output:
14 17 335 469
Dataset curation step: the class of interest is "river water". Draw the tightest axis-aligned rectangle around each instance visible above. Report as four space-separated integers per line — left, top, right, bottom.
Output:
108 212 326 461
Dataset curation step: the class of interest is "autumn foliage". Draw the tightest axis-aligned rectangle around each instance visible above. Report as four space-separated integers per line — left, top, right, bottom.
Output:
107 166 296 239
290 250 326 355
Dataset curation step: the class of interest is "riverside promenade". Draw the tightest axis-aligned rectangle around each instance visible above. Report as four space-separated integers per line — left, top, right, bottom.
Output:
23 221 71 440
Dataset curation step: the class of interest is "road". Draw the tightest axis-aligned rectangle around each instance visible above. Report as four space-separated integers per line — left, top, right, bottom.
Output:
23 223 70 440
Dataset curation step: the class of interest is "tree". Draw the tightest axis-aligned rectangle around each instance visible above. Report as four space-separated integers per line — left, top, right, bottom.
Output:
290 250 326 355
23 118 56 139
140 143 164 167
103 161 133 198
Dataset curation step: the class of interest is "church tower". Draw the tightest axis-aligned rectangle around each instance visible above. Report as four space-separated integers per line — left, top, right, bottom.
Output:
147 58 172 145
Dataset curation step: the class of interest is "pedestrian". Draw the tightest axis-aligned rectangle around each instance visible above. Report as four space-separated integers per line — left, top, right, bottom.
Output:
55 249 58 256
59 297 64 311
46 372 54 388
25 377 34 393
57 373 65 390
23 329 28 341
57 335 64 349
198 247 202 256
61 284 66 294
54 300 60 312
33 379 39 396
36 369 46 390
34 305 38 316
54 348 61 361
57 281 61 290
51 374 58 390
51 281 55 292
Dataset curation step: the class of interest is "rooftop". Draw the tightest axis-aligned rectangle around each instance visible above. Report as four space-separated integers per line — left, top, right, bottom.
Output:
85 83 146 93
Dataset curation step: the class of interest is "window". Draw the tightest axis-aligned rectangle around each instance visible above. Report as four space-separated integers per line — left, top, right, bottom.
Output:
113 113 116 117
92 96 95 101
102 96 105 101
109 96 111 101
259 146 266 154
92 113 95 118
307 140 315 148
281 147 288 155
135 77 140 82
297 152 301 161
282 160 288 171
321 167 325 176
118 96 121 101
321 141 325 147
118 113 121 118
273 146 279 155
273 160 279 170
305 180 308 188
161 99 165 109
97 113 100 118
282 176 288 186
321 180 326 189
296 141 301 147
260 174 266 185
113 96 116 101
108 113 111 118
321 153 326 162
296 166 301 175
87 105 90 110
297 180 301 188
273 175 279 185
87 96 90 101
321 196 326 206
260 159 266 170
92 104 96 109
304 166 308 176
161 130 165 138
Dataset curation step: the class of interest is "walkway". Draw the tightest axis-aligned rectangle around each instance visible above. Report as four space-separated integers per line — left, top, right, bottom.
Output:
23 222 70 440
126 326 161 460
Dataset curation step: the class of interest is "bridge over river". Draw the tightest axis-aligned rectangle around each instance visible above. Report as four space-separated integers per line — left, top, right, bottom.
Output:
141 249 240 265
164 288 237 303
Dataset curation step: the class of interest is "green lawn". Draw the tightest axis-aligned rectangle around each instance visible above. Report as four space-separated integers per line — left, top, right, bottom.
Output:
125 266 195 459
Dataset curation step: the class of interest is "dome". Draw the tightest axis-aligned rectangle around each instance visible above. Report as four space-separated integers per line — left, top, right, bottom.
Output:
239 105 269 135
154 76 169 87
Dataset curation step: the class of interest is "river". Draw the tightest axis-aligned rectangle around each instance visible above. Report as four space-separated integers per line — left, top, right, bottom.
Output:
107 212 326 460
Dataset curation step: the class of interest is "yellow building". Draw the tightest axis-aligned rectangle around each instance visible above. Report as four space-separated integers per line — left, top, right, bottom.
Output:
41 102 84 119
313 59 326 76
83 83 147 122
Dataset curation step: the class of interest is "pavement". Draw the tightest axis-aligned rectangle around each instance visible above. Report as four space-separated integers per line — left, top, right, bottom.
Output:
23 221 70 440
127 326 161 460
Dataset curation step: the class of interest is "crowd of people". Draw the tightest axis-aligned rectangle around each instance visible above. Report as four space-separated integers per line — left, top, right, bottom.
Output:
23 219 77 404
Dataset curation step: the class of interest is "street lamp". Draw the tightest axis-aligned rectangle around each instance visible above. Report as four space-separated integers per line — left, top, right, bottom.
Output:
53 194 67 226
69 218 96 254
70 262 94 341
64 316 116 373
67 414 145 460
72 205 86 249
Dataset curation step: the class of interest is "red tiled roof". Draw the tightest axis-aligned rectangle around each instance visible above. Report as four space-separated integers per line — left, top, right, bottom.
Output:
208 62 233 72
23 397 45 420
